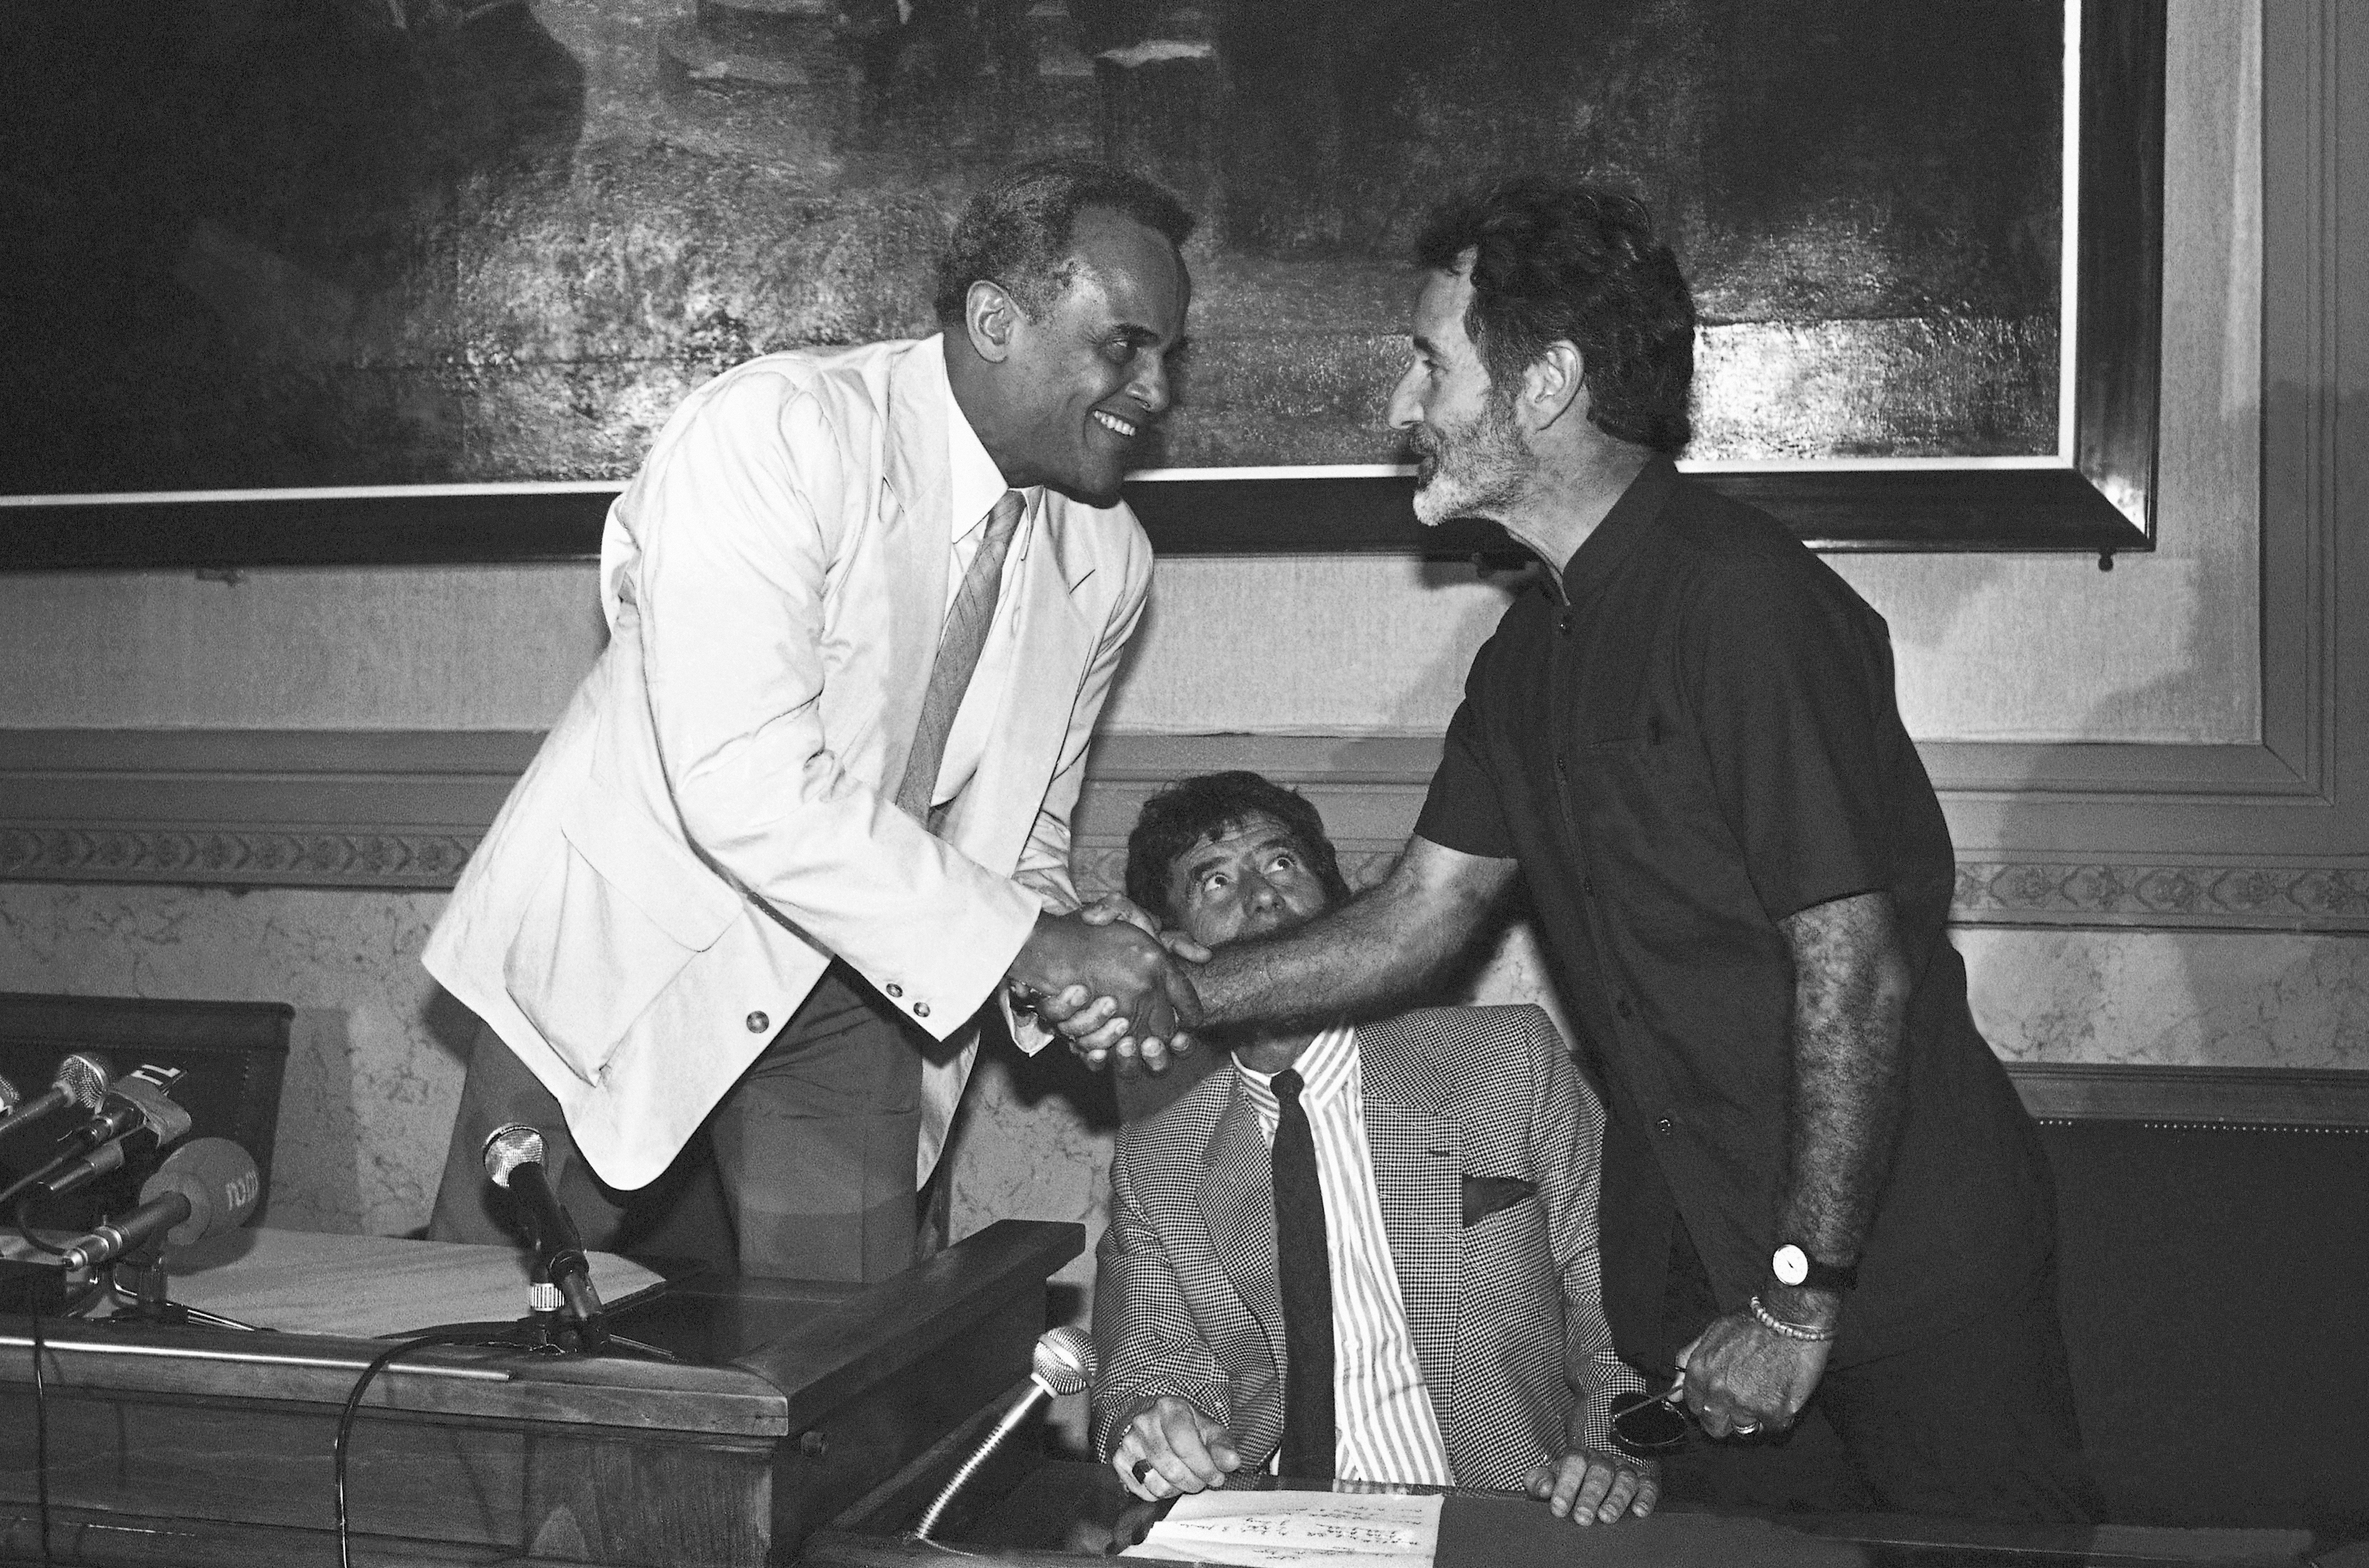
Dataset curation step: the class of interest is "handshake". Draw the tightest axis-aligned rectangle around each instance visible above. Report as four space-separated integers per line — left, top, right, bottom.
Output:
1008 895 1210 1073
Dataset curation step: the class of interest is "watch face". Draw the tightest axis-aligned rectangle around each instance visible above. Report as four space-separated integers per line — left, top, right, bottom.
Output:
1773 1244 1809 1286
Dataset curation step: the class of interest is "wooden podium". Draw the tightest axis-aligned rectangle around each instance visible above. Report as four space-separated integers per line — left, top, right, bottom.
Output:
0 1220 1080 1568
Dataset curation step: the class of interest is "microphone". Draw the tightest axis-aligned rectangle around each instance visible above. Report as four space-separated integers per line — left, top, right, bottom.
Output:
914 1327 1097 1539
482 1123 603 1323
40 1075 195 1198
0 1053 111 1151
60 1137 262 1271
0 1073 18 1118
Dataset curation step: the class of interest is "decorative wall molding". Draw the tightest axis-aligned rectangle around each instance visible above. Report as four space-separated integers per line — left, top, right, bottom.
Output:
2004 1062 2369 1129
4 728 2368 932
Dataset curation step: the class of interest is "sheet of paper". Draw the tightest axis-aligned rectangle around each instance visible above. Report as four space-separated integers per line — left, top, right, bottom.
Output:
1127 1488 1441 1568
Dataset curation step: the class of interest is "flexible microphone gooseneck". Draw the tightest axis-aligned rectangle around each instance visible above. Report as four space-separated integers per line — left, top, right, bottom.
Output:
481 1123 603 1324
0 1054 112 1152
914 1327 1099 1540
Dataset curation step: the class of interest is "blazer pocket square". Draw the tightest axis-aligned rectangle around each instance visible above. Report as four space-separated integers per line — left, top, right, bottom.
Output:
1460 1174 1536 1227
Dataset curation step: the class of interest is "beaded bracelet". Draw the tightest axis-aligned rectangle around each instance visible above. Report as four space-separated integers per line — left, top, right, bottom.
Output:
1748 1293 1837 1343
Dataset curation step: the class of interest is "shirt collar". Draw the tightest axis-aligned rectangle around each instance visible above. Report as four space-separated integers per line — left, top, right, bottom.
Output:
1234 1022 1360 1123
932 336 1042 546
1559 454 1680 608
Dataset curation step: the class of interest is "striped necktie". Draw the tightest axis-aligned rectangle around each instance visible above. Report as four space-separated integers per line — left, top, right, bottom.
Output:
1272 1067 1337 1479
896 489 1025 824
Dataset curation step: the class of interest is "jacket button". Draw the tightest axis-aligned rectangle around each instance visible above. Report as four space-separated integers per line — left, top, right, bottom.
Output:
1558 613 1574 636
913 1001 930 1020
1656 1117 1674 1135
1582 876 1596 897
886 983 903 998
746 1011 770 1033
1615 995 1634 1018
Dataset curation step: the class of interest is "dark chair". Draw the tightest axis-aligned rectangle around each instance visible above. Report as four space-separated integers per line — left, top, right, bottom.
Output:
2036 1097 2369 1532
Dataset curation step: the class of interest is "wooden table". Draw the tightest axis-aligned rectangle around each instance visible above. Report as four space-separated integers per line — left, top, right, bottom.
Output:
813 1456 2361 1568
0 1219 1079 1568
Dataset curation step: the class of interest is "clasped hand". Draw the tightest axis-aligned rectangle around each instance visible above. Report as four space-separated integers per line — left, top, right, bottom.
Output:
1673 1308 1833 1440
1011 903 1203 1070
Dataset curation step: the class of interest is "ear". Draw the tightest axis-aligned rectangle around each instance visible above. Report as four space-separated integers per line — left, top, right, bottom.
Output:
963 279 1020 364
1522 341 1586 430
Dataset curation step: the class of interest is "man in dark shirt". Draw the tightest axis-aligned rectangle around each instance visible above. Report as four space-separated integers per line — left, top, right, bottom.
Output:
1047 179 2098 1523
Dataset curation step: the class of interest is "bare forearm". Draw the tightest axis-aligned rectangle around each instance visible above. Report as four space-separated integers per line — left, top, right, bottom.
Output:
1772 893 1914 1322
1194 837 1515 1033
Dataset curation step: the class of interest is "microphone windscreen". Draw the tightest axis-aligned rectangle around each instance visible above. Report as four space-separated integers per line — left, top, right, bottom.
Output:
0 1074 17 1115
482 1123 548 1189
1034 1325 1097 1396
57 1053 112 1111
140 1137 262 1248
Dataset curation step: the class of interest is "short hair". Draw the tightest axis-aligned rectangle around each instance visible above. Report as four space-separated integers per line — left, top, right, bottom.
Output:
934 158 1195 329
1124 771 1353 926
1414 178 1695 454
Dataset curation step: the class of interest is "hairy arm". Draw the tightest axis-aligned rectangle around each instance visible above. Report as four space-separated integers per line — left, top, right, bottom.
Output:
1766 888 1917 1326
1189 835 1520 1033
1674 888 1915 1433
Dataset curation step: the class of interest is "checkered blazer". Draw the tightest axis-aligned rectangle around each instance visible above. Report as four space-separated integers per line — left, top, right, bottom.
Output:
1092 1004 1643 1491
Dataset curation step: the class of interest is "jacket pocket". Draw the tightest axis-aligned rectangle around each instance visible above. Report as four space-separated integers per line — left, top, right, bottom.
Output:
502 791 743 1084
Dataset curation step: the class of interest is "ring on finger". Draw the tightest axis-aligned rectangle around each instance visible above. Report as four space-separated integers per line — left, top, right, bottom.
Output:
1131 1458 1156 1485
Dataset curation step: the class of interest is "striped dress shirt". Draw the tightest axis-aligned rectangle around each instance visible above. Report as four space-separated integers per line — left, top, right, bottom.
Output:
1237 1026 1455 1487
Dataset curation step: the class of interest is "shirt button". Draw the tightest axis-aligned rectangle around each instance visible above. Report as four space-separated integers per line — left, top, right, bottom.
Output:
745 1011 770 1034
1656 1117 1674 1135
913 1001 930 1020
886 983 903 998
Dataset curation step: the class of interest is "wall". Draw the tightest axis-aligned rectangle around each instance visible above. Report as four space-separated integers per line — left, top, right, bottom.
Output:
0 6 2359 1315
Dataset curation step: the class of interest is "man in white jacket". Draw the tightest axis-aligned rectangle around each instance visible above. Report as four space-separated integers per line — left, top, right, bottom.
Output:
424 159 1199 1281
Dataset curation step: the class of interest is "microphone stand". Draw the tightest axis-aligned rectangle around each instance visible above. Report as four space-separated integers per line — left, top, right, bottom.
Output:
408 1257 676 1362
95 1246 262 1331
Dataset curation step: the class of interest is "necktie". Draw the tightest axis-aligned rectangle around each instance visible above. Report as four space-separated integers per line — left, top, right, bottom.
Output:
896 490 1025 823
1272 1067 1336 1480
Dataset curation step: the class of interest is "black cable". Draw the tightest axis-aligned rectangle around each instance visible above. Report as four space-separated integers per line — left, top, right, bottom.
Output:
14 1194 68 1256
334 1331 494 1568
29 1298 53 1568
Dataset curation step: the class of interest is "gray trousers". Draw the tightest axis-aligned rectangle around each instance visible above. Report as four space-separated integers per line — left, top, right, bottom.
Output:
427 965 928 1283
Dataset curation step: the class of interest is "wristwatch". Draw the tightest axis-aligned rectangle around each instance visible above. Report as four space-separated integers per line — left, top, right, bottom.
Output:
1771 1242 1859 1292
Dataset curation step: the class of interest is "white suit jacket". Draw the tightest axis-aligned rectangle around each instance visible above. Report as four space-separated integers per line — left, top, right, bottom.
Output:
424 337 1152 1189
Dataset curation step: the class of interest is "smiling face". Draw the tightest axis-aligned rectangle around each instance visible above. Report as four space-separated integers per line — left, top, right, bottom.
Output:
1387 255 1535 526
979 207 1191 505
1163 812 1336 952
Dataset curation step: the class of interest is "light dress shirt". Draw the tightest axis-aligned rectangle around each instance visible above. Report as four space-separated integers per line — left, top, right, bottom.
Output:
929 350 1041 812
1236 1025 1456 1487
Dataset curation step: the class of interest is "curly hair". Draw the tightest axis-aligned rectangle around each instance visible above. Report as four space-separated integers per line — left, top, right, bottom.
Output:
933 158 1195 329
1414 178 1695 454
1124 772 1352 926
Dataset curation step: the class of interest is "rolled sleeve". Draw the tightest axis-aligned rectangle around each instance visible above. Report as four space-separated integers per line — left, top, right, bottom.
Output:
1682 560 1896 924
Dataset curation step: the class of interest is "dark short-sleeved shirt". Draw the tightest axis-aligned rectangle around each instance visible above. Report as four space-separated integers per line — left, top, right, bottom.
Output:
1416 458 2052 1367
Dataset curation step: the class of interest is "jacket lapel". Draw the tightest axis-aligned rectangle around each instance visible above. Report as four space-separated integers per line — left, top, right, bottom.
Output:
940 495 1099 872
1200 1075 1286 1390
1360 1023 1463 1441
874 342 955 782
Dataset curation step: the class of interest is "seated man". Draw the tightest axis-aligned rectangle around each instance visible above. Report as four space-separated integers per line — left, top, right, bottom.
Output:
1090 772 1656 1525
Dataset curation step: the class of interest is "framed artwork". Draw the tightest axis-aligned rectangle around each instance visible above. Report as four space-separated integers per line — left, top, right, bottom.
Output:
0 0 2159 567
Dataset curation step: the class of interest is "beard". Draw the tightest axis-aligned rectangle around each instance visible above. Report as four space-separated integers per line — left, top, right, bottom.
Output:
1406 391 1534 526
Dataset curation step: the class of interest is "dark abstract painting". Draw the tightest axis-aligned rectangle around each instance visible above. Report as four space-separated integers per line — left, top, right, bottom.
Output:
0 0 2065 497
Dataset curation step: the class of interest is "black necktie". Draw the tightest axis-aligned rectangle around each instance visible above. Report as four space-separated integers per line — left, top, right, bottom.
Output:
1272 1067 1335 1479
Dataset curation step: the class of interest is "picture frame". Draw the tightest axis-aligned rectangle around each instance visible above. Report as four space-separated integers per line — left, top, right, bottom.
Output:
0 0 2160 569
